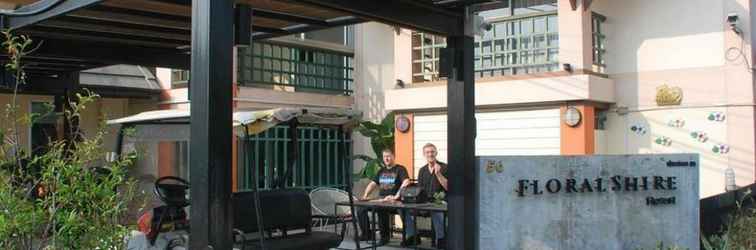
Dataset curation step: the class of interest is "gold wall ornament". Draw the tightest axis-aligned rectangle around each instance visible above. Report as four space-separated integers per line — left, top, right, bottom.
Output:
656 84 683 106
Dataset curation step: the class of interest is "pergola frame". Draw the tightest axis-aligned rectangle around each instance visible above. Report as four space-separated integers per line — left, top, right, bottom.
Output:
0 0 480 249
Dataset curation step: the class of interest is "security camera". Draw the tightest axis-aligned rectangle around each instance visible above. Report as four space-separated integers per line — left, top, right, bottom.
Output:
480 20 493 32
727 13 739 24
472 15 492 36
727 13 742 35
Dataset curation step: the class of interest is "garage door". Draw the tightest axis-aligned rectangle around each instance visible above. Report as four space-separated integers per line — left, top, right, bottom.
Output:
413 109 561 175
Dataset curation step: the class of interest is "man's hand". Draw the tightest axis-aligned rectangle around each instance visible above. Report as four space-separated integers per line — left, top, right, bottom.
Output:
382 195 399 202
430 162 440 175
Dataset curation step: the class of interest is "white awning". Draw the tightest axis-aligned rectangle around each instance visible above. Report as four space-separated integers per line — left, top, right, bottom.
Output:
107 108 362 139
106 109 191 125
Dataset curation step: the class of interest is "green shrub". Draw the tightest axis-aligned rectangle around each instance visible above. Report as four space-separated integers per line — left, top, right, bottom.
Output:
702 190 755 250
0 31 140 249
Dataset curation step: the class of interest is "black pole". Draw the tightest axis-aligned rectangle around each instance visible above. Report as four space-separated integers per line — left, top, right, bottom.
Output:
275 118 299 188
339 126 360 249
189 0 235 249
242 125 267 250
446 21 477 250
114 124 127 158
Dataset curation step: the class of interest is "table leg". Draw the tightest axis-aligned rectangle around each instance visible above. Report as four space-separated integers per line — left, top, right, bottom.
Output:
401 209 406 243
413 210 419 250
371 207 377 250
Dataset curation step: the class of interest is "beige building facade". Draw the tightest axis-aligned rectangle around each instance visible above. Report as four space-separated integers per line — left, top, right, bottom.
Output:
151 0 756 198
355 0 756 198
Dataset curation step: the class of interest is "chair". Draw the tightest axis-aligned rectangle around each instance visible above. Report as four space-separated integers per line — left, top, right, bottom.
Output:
309 187 356 238
233 190 342 250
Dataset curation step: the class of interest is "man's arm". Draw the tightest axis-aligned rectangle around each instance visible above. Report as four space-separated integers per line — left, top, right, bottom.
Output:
362 181 377 200
392 178 412 199
389 168 412 200
435 164 449 191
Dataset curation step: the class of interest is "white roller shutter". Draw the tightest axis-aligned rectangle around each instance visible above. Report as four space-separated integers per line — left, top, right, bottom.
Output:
413 109 561 176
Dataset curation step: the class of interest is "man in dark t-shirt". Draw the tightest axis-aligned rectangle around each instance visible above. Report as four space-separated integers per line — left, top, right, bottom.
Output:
357 148 410 245
401 143 448 249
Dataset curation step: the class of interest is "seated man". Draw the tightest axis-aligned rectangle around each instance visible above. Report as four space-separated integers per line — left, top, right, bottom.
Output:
357 148 410 245
401 143 448 249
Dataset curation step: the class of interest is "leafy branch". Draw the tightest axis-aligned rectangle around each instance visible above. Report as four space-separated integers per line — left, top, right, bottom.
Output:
353 112 394 180
0 30 138 250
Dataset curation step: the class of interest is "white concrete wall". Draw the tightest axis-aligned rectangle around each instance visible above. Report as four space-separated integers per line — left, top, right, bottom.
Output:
351 22 397 191
592 0 756 197
593 0 727 74
385 75 615 111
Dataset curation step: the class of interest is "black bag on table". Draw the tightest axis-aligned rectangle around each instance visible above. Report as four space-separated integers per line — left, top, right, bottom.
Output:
400 182 427 204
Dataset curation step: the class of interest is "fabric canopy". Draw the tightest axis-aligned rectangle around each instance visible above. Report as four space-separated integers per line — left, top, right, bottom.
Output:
107 108 362 142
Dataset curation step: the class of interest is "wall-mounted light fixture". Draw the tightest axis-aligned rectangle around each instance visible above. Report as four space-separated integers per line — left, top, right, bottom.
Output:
562 63 573 73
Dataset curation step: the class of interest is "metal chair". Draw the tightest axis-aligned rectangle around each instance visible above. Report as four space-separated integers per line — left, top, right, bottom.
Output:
309 187 356 238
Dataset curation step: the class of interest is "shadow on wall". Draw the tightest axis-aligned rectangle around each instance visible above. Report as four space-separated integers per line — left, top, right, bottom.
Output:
351 23 396 194
590 0 755 196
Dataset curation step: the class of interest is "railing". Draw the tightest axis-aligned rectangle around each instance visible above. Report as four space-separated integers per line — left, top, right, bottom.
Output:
412 12 560 82
476 12 560 77
237 125 353 191
592 12 607 73
237 42 354 95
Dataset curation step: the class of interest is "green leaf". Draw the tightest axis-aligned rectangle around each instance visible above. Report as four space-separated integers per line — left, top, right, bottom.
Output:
352 154 376 162
359 160 382 180
380 112 395 133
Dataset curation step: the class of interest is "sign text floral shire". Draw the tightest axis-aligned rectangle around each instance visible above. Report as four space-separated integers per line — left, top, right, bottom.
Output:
478 155 700 250
513 160 696 205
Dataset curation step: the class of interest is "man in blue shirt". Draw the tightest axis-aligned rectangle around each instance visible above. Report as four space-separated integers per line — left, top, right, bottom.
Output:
357 148 410 245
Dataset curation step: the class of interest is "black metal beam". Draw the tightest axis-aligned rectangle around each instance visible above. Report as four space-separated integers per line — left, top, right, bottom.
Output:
0 73 78 92
189 0 234 249
50 16 191 39
252 16 364 40
446 35 477 250
14 38 189 69
70 5 192 30
150 0 329 26
3 0 104 30
251 8 330 26
289 0 462 35
235 5 251 45
21 26 187 48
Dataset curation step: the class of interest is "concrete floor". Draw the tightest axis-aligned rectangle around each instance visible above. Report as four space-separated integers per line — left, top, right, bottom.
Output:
336 237 435 250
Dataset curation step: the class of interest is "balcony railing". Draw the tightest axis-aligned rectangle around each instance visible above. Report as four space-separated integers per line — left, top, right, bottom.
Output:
476 12 559 77
412 12 560 82
237 42 354 95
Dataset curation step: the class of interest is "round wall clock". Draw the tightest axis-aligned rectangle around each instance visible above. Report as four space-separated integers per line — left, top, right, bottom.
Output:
563 107 582 127
396 115 411 133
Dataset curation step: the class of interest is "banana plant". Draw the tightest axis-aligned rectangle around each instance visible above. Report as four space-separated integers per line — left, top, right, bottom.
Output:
353 112 395 180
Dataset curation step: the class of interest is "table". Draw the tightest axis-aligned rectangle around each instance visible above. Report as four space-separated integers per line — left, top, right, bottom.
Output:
336 200 448 250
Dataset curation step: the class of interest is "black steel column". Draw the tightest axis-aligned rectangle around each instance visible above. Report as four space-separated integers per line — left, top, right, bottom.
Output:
190 0 235 249
446 34 477 250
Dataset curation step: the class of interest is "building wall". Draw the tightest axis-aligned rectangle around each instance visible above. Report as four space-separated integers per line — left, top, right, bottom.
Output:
592 0 756 197
0 93 147 154
352 22 397 171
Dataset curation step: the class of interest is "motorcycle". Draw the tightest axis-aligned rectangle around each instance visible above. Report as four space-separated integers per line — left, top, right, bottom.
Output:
129 176 190 250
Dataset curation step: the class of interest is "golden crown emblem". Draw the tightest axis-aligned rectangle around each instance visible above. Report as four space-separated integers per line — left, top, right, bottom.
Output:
656 84 683 106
